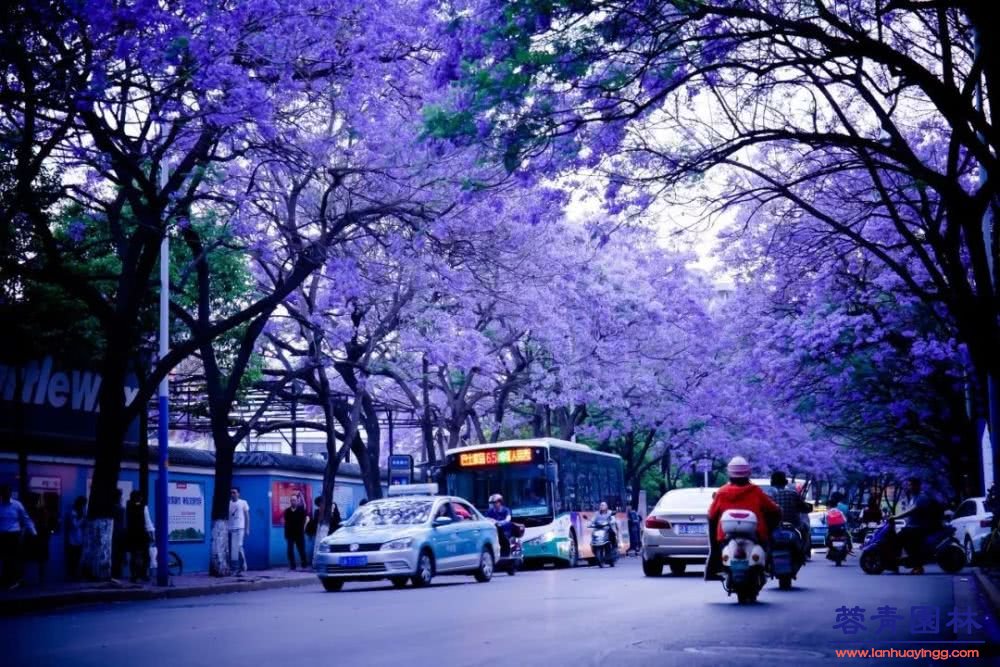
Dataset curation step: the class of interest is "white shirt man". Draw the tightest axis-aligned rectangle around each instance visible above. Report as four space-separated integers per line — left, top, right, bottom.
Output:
228 488 250 574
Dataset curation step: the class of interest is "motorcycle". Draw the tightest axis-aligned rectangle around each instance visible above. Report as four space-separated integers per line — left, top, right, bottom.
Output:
495 522 525 576
719 509 767 604
590 515 618 568
770 522 804 590
859 518 965 575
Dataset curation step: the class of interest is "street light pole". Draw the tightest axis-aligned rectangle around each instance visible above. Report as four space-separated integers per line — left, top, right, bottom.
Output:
156 161 170 586
974 26 998 493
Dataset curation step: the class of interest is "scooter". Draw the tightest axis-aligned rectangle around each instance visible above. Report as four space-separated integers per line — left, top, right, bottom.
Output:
770 522 804 590
719 509 767 604
495 522 525 575
826 524 851 565
859 518 965 575
590 516 618 568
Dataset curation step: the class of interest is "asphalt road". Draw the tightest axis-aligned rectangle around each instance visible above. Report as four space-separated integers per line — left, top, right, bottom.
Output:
6 554 1000 667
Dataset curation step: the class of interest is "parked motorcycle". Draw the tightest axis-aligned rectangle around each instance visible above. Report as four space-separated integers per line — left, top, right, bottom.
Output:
590 515 618 568
859 518 965 575
770 523 804 590
495 522 525 575
719 509 767 604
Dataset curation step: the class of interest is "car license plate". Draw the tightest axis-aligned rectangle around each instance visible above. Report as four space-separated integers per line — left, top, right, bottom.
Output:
677 523 707 535
832 541 845 549
339 556 368 567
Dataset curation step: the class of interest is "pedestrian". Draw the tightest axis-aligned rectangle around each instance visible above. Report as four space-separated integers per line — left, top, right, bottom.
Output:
627 507 641 556
228 487 250 574
330 501 342 533
283 493 308 570
24 493 52 586
111 489 126 579
64 496 86 581
125 491 154 582
0 484 36 590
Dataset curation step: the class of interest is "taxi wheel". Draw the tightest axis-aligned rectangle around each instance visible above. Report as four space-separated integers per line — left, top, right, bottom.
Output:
390 577 409 588
412 552 434 588
474 548 494 582
321 578 344 592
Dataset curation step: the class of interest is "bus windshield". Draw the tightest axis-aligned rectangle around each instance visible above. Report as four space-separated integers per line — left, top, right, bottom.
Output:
446 464 551 520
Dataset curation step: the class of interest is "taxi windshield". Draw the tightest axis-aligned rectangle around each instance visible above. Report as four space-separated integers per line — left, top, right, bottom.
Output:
343 500 434 527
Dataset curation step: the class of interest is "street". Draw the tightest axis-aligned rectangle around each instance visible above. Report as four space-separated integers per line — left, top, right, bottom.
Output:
5 555 999 667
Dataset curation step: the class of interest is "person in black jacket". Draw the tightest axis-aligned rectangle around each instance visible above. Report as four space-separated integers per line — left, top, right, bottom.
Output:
284 493 308 570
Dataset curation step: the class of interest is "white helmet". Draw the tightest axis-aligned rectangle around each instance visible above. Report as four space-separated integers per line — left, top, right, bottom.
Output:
489 493 503 503
727 456 752 479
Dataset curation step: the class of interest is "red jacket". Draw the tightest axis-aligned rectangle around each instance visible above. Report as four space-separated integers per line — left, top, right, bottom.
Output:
708 483 781 543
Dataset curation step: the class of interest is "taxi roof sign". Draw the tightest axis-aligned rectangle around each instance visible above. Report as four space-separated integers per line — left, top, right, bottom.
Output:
386 483 439 497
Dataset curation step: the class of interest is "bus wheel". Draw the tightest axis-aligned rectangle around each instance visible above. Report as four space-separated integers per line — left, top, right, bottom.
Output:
558 533 578 568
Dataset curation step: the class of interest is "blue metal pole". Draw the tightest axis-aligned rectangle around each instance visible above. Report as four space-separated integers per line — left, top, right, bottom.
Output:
156 162 170 586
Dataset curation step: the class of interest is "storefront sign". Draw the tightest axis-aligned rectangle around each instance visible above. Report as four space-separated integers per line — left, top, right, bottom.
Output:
0 357 141 444
167 481 205 542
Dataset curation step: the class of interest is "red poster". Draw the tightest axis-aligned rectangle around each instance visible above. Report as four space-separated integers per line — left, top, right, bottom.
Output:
271 481 313 526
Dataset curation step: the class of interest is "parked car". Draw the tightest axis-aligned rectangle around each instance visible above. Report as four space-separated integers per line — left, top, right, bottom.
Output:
314 486 498 591
809 511 828 548
641 487 716 576
950 496 993 564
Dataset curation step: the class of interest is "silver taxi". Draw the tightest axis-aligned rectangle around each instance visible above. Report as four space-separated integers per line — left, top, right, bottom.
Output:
314 485 498 591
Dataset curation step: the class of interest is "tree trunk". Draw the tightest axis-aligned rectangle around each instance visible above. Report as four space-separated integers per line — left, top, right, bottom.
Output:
421 355 435 464
210 519 229 575
84 356 131 580
209 433 236 577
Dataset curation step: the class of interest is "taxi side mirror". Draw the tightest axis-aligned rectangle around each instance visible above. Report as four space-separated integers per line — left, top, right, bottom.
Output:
433 516 453 527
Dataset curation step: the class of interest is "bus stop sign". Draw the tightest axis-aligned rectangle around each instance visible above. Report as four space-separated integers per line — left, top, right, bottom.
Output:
389 454 414 485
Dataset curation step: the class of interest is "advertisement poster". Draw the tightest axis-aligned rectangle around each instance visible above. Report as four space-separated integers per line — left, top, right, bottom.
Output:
167 481 205 542
272 481 312 526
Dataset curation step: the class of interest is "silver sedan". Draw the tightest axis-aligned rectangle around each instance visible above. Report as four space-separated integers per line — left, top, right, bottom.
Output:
314 495 499 591
641 487 716 576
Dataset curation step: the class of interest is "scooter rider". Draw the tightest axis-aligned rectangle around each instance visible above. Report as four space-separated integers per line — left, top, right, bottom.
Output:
705 456 781 581
770 471 811 558
486 493 513 557
893 477 944 574
591 501 619 552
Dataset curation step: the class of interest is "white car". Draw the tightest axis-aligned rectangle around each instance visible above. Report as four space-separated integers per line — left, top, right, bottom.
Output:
950 496 993 564
641 487 716 576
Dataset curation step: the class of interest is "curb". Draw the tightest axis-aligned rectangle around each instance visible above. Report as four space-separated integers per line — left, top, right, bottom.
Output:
0 574 317 616
973 567 1000 616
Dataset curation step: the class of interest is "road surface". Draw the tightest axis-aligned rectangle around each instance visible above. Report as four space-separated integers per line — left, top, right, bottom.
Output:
5 555 999 666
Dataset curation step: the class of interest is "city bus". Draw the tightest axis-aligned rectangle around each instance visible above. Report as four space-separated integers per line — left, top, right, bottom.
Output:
438 438 628 566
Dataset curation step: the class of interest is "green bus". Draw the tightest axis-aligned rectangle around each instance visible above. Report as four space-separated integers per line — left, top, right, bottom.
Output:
440 438 628 566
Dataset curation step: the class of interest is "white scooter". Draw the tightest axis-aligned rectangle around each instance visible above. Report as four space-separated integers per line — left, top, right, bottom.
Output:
719 509 768 604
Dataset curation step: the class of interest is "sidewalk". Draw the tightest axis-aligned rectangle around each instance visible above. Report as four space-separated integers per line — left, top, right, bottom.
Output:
0 567 318 615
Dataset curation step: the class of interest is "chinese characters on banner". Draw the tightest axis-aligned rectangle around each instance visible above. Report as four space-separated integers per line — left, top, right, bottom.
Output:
167 481 205 542
272 481 312 526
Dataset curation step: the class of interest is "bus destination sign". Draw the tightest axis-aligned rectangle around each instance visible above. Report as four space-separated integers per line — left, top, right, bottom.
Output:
458 448 534 467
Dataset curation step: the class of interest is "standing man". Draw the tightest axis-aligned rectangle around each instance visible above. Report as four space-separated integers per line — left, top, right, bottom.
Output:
228 487 250 574
283 493 308 570
125 491 154 582
0 484 36 590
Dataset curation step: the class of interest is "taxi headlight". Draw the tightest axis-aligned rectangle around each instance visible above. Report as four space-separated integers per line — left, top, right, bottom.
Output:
318 542 332 553
381 537 414 551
